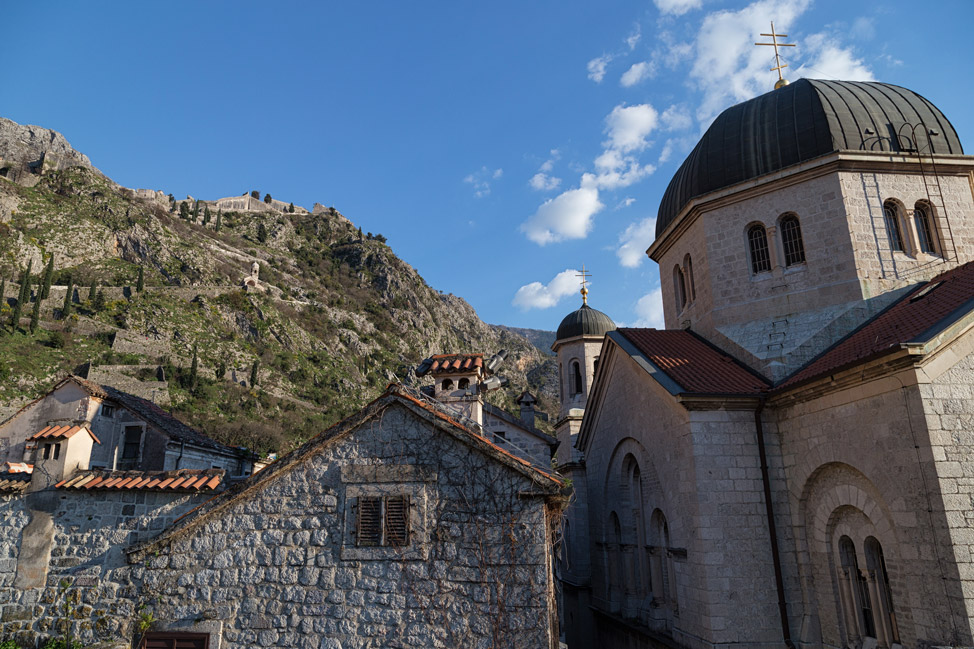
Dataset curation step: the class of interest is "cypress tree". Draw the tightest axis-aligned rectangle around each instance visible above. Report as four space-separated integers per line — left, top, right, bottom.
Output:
189 344 199 391
40 255 54 300
179 201 190 220
93 289 106 312
88 278 97 302
61 276 74 319
288 202 295 213
193 200 200 220
136 266 145 293
215 211 222 232
0 276 6 306
203 206 211 225
249 359 259 387
11 261 32 331
29 284 41 334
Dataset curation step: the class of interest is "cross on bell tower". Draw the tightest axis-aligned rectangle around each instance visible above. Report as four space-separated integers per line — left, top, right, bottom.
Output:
755 21 796 90
577 265 591 305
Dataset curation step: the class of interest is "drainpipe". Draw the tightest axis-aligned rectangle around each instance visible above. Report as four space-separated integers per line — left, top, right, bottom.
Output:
754 397 794 649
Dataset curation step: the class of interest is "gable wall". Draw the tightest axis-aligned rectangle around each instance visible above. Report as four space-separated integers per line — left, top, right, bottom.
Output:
773 368 970 647
0 383 95 465
482 410 550 468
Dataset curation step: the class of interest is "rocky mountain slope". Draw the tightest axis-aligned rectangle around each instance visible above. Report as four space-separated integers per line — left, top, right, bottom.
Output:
0 118 558 454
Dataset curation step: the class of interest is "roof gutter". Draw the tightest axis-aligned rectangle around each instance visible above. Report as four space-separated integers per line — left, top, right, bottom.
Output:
754 397 794 649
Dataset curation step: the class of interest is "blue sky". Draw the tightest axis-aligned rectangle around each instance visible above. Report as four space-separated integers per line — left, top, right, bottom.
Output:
4 1 974 332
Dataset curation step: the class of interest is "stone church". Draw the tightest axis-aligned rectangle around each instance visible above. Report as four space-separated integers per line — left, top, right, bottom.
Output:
556 79 974 649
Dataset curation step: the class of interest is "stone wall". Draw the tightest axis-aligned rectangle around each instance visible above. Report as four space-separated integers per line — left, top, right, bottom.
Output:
0 401 561 649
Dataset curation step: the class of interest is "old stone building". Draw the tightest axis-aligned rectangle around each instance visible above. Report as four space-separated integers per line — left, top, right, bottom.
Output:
0 384 565 648
558 79 974 649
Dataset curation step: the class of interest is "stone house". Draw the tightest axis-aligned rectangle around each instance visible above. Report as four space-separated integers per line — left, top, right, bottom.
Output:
0 384 566 649
557 79 974 649
0 376 255 477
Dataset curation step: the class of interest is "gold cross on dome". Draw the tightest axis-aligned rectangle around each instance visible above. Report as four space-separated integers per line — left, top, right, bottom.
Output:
577 265 591 305
755 21 796 89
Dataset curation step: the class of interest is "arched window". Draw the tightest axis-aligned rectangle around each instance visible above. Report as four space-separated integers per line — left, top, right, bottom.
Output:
673 265 686 310
780 214 806 266
683 255 695 302
747 224 772 273
457 378 469 390
623 456 648 607
914 202 937 254
865 537 899 645
883 201 905 252
571 361 583 396
441 378 454 391
608 511 623 613
838 536 875 640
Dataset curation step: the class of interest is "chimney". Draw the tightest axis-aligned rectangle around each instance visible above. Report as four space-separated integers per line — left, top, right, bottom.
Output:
517 391 538 428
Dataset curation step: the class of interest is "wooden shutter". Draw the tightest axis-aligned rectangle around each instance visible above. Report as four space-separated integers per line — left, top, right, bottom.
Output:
384 495 410 546
357 496 382 546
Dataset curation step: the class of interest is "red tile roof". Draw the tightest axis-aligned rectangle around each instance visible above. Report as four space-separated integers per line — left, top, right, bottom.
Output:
429 354 483 374
617 328 771 395
29 424 101 445
780 261 974 389
56 468 224 493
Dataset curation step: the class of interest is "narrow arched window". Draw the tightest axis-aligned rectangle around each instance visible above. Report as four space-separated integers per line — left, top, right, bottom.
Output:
748 224 771 273
457 378 469 390
673 265 686 310
571 361 583 396
441 378 454 391
838 536 875 640
914 203 936 254
883 202 905 252
683 254 695 302
780 214 806 266
865 537 899 644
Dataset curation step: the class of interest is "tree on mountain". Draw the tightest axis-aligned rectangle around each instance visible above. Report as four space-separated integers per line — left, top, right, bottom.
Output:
179 201 190 220
203 206 211 225
29 284 41 334
251 190 260 199
136 265 145 293
288 202 295 213
357 226 363 240
168 194 175 213
61 275 74 320
189 343 199 391
257 223 268 243
93 289 106 312
264 193 272 204
40 255 54 300
11 261 33 332
0 276 6 309
215 210 223 232
87 278 97 303
192 200 200 220
249 359 260 387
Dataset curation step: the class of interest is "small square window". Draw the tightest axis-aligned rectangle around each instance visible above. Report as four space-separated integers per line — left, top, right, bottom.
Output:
100 404 115 418
356 495 410 547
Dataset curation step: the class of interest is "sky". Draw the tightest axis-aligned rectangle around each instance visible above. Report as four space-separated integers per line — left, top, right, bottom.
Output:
4 1 974 332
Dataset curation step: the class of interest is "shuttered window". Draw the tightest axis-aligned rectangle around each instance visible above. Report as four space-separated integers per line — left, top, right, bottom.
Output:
140 633 209 649
356 495 410 547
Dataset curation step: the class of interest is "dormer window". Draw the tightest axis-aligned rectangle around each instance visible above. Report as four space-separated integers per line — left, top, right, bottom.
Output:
42 442 61 460
747 224 771 273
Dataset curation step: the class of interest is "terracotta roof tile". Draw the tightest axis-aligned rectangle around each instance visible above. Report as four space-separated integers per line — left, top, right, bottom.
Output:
429 354 483 374
57 469 224 493
28 424 101 445
779 261 974 389
617 328 771 395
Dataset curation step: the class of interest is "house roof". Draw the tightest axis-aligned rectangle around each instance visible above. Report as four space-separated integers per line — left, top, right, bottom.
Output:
29 424 101 445
56 468 224 493
616 328 771 395
482 402 555 443
126 384 565 560
429 354 483 374
779 260 974 389
0 463 32 494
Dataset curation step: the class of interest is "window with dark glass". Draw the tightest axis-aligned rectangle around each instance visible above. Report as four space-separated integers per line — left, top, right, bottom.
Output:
571 361 583 396
914 204 936 253
122 426 142 461
683 255 695 301
673 265 686 310
748 225 772 273
441 378 454 391
100 404 115 418
140 632 209 649
356 495 410 547
780 214 806 266
457 378 469 390
883 203 904 252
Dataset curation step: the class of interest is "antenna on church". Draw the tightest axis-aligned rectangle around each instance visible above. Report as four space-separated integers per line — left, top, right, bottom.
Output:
755 21 796 90
577 265 591 305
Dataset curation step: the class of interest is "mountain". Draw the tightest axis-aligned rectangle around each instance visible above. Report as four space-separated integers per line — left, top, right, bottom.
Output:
0 118 558 454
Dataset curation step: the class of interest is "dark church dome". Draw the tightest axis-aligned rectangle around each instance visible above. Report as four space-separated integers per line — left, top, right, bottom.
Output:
656 79 964 238
556 303 616 341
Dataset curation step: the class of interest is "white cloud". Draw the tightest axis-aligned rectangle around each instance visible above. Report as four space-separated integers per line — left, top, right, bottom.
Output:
794 32 873 81
513 269 582 310
626 24 642 50
530 172 561 191
660 104 692 132
520 186 604 245
463 166 503 198
615 197 636 210
620 61 656 87
587 54 613 83
654 0 703 16
604 103 659 152
616 217 658 268
632 288 665 328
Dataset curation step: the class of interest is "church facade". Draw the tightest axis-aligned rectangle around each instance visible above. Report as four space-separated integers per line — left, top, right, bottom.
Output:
557 79 974 649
